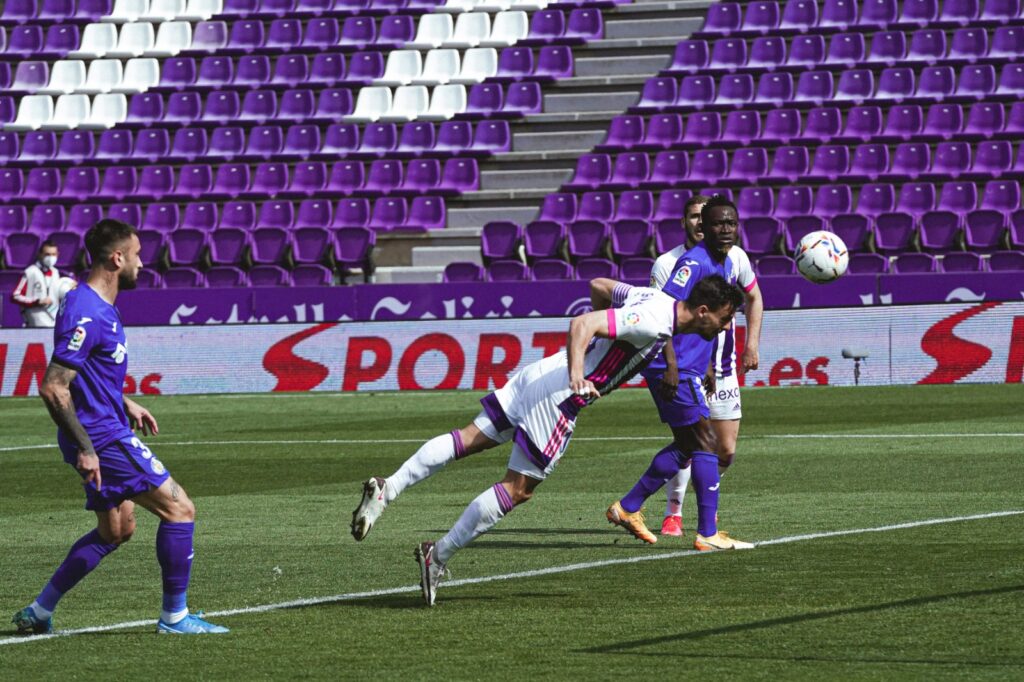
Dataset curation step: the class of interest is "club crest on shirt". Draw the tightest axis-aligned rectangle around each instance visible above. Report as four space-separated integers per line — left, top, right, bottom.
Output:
68 326 87 351
672 266 692 287
151 458 166 475
625 311 641 326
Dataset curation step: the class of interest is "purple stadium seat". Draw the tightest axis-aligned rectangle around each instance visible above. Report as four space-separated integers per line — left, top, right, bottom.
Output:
957 64 996 99
440 158 479 193
939 0 980 25
689 149 728 184
290 264 331 286
848 144 890 181
536 46 573 80
579 191 615 222
969 140 1012 178
465 83 503 117
782 215 824 252
280 89 315 123
401 159 441 194
436 121 472 154
942 251 984 272
136 231 165 269
28 205 65 235
949 28 988 64
996 63 1024 99
0 132 17 165
480 220 521 260
107 204 141 229
565 154 612 190
257 201 295 230
756 255 796 276
188 21 228 54
24 168 60 202
767 146 809 183
397 122 436 156
181 203 216 232
775 184 813 219
646 150 689 187
250 227 290 264
407 196 445 231
296 200 332 229
67 204 102 234
567 220 608 258
167 229 208 266
504 82 542 117
807 145 850 181
755 72 794 106
279 124 321 161
565 8 602 42
249 265 290 287
0 206 27 235
205 127 244 161
609 219 651 258
653 189 692 220
821 0 858 29
523 220 565 259
678 75 716 108
847 253 889 273
930 141 972 178
962 102 1004 140
740 217 780 254
828 32 865 66
5 233 42 269
169 128 210 163
721 110 761 146
917 66 956 100
219 201 257 231
668 39 710 74
207 228 248 266
47 231 81 268
602 115 644 151
304 55 344 88
227 20 266 53
618 256 655 281
333 198 370 228
487 259 531 282
873 213 916 251
204 266 245 288
314 88 354 121
527 10 566 45
905 29 945 64
248 162 288 197
900 0 939 25
60 167 100 202
290 227 331 264
761 108 800 144
717 73 755 106
537 193 578 223
879 105 923 142
361 122 399 156
923 103 964 139
897 181 939 218
874 67 915 102
727 147 766 185
867 31 907 67
710 38 747 71
643 114 684 149
529 259 571 281
737 186 774 218
195 57 233 89
892 253 937 273
741 1 781 34
795 70 834 105
327 161 365 195
321 124 358 157
0 169 24 202
574 257 617 280
935 180 978 219
780 0 818 31
855 183 896 218
170 164 212 200
607 152 650 189
614 190 654 221
473 120 511 155
699 3 742 35
495 47 534 81
21 132 57 164
989 250 1024 271
749 36 786 70
132 130 170 164
919 210 960 250
789 34 825 69
830 214 871 251
236 55 272 89
653 218 685 253
991 26 1024 60
339 17 375 49
443 262 485 282
980 179 1019 212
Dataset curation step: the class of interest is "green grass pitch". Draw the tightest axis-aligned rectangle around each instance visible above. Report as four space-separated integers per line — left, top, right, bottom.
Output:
2 384 1023 679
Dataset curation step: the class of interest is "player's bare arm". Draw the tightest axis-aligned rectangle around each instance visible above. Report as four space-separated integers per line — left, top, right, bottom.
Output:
741 282 764 372
659 339 679 401
567 309 610 398
124 397 159 436
588 277 619 311
39 361 101 490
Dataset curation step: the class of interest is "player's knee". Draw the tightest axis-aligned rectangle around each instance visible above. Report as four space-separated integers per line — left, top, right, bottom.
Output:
718 451 735 469
178 497 196 522
511 487 534 505
98 526 132 545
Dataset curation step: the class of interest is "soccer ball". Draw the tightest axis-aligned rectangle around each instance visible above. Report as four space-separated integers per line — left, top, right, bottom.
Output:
794 231 849 284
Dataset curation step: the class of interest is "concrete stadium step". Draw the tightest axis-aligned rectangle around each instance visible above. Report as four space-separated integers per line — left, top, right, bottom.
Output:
573 54 672 77
411 244 481 267
445 204 539 229
543 88 640 113
480 165 575 191
604 15 704 39
372 265 444 284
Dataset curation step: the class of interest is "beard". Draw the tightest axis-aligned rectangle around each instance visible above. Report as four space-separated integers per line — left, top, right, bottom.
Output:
118 269 138 290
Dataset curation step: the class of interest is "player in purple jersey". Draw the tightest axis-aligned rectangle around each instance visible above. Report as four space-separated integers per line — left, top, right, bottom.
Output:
350 276 743 606
11 220 228 636
606 196 756 550
651 195 763 538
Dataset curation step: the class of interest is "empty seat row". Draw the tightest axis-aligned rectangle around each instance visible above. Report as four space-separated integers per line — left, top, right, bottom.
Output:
667 26 1024 75
443 257 661 283
601 102 1024 151
0 158 479 202
9 58 160 95
695 0 1024 38
0 120 510 165
0 21 194 59
569 142 1024 190
0 196 447 236
130 264 342 289
635 63 1024 111
1 0 222 24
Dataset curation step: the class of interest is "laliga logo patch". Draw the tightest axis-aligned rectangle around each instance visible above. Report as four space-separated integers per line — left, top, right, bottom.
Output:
151 458 166 475
625 312 641 326
68 326 87 351
672 266 692 287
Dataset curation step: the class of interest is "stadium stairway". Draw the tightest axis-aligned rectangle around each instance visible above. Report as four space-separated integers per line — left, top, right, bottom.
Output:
374 0 711 282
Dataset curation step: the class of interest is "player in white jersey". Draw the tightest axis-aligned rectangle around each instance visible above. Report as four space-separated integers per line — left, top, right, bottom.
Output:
12 240 63 328
350 276 744 606
651 195 764 537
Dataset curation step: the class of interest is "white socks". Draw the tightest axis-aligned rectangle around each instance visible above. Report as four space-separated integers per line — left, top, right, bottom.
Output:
385 430 464 503
161 607 188 625
435 484 514 565
29 601 53 620
664 465 692 518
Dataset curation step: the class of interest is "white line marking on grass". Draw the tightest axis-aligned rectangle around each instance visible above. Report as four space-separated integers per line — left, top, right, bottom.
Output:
3 433 1023 453
2 509 1020 647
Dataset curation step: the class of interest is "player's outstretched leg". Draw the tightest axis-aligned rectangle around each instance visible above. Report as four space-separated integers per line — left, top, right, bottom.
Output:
689 452 752 551
608 443 688 545
661 466 692 537
415 476 525 606
353 424 497 541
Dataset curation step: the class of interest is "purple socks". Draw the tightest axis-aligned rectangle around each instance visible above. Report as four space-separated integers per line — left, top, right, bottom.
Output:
156 521 194 617
690 452 720 537
35 529 119 612
620 444 685 513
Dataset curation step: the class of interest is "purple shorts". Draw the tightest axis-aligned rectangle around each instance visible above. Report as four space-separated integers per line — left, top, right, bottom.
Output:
59 432 170 512
644 373 710 427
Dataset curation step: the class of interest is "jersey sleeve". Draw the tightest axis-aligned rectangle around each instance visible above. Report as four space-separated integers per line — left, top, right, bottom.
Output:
609 294 673 346
51 300 101 370
661 259 705 302
732 247 757 292
649 254 674 290
610 282 633 307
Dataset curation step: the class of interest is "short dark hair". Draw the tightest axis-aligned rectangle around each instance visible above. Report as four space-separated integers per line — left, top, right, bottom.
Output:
700 195 739 225
39 239 57 251
686 275 744 313
683 194 712 215
85 219 136 263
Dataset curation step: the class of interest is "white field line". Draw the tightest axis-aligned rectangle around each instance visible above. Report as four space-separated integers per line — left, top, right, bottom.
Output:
2 509 1020 648
2 433 1023 453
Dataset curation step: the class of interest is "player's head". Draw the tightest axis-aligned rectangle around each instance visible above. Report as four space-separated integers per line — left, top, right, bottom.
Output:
683 194 711 246
85 219 142 290
700 195 739 257
681 274 744 340
38 240 58 268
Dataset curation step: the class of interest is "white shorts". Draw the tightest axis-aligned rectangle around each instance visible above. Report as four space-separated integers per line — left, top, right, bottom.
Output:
707 372 742 421
473 354 578 481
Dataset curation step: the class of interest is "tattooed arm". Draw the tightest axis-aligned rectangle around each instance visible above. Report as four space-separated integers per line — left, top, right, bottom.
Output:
39 362 101 490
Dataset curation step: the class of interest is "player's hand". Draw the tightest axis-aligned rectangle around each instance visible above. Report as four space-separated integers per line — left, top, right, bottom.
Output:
125 399 159 436
742 345 759 372
702 372 717 398
570 378 599 401
658 366 679 401
77 451 101 490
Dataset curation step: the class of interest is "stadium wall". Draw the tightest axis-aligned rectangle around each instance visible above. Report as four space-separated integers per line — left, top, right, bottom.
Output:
1 301 1022 397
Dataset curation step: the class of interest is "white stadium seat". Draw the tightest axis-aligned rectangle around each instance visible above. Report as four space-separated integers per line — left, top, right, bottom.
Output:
380 85 429 122
437 0 481 12
407 14 453 50
68 23 118 59
148 21 192 57
80 59 124 94
477 0 512 11
414 49 460 85
40 60 87 96
445 12 490 48
5 95 54 131
480 11 528 47
179 0 222 20
107 22 155 58
343 86 393 123
102 0 149 23
117 58 160 93
81 93 128 129
453 47 497 84
375 50 423 87
141 0 185 21
42 94 91 130
422 83 467 120
510 0 549 9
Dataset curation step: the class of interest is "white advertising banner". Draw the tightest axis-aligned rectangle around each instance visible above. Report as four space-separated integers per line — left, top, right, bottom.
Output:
2 302 1022 397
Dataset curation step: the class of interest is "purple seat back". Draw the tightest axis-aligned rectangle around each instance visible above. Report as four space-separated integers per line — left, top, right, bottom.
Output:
481 221 521 260
567 220 608 258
